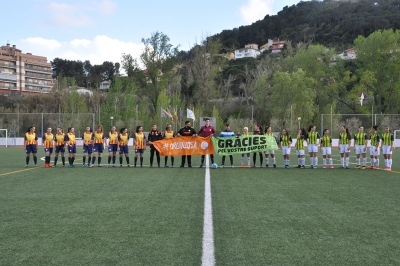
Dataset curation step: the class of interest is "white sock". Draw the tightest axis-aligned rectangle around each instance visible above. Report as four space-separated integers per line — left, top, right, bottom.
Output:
323 158 326 165
287 159 290 166
389 159 392 167
298 158 300 165
310 157 314 165
241 157 244 164
265 158 269 165
272 158 276 164
341 157 344 166
370 158 374 166
329 158 333 165
376 158 379 167
247 157 251 165
363 158 367 166
356 158 360 165
346 157 349 166
314 157 318 166
385 159 388 167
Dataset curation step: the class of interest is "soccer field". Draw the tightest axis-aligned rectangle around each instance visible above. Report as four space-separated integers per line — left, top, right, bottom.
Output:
1 148 400 265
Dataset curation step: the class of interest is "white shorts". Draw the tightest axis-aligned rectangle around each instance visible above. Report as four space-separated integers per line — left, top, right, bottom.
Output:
308 144 318 153
369 146 380 157
355 145 366 155
382 145 392 155
296 150 305 156
264 150 275 155
340 144 350 153
282 146 291 156
321 147 332 156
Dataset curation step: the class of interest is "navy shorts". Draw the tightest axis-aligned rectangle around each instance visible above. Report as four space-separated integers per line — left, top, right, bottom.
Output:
26 144 37 154
93 143 104 153
135 149 144 154
108 144 118 152
68 145 77 154
83 144 93 154
119 146 129 154
55 145 65 153
44 148 53 153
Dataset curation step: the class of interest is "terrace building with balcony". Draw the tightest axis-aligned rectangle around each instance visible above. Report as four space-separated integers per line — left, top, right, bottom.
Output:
0 43 54 94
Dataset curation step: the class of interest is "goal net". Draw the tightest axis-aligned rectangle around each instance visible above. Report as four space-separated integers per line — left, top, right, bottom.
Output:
0 129 8 147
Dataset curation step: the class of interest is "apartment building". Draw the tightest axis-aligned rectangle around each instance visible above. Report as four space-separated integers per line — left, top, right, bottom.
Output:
0 43 54 94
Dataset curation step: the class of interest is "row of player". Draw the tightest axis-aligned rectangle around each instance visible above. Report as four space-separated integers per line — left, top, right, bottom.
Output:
23 121 394 170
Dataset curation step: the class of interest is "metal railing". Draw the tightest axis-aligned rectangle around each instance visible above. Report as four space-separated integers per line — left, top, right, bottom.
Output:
0 86 17 90
0 62 16 68
0 72 17 81
25 72 52 79
25 81 53 87
25 66 52 73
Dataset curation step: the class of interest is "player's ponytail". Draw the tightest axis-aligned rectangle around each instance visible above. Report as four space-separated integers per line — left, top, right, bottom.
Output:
345 127 351 140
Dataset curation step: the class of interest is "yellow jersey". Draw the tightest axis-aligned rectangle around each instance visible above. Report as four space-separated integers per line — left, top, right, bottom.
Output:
55 133 66 146
83 132 93 145
25 133 37 145
43 133 54 148
107 131 119 144
118 133 129 146
94 132 104 144
67 133 76 145
134 132 146 149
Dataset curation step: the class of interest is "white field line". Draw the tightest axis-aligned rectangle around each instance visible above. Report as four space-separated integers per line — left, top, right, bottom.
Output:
202 154 215 266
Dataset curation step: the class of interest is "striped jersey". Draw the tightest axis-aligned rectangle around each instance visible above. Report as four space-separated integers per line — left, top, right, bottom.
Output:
280 135 292 146
320 135 332 147
164 131 175 139
42 133 54 148
296 135 305 150
354 132 367 145
67 133 76 145
134 132 146 149
307 131 320 145
369 133 380 147
54 133 66 146
118 133 129 146
339 132 351 144
94 132 104 144
381 132 394 146
83 132 93 145
25 133 38 145
107 131 119 144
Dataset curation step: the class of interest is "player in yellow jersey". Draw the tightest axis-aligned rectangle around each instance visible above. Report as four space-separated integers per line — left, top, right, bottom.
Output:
118 128 130 167
353 126 368 169
24 126 38 167
381 126 394 171
42 127 54 168
296 128 306 168
368 125 380 169
320 129 334 169
66 127 77 167
82 126 94 167
133 125 146 167
338 125 352 169
163 124 176 167
240 127 251 168
279 129 292 168
53 127 67 167
106 126 119 167
91 125 105 167
264 126 277 168
307 125 320 168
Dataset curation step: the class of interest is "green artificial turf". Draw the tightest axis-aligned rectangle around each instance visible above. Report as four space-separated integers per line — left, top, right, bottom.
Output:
1 148 400 265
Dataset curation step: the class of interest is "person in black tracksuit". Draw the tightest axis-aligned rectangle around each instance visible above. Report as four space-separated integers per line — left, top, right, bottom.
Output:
177 120 197 167
148 124 162 167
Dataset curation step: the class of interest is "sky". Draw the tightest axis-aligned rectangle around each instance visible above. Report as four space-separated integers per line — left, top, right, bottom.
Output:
3 0 307 65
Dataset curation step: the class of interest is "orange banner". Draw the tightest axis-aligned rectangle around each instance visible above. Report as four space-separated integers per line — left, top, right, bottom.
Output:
152 136 215 156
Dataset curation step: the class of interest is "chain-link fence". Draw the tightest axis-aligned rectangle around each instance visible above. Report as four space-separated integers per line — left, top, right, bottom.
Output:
0 113 95 138
321 114 400 137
